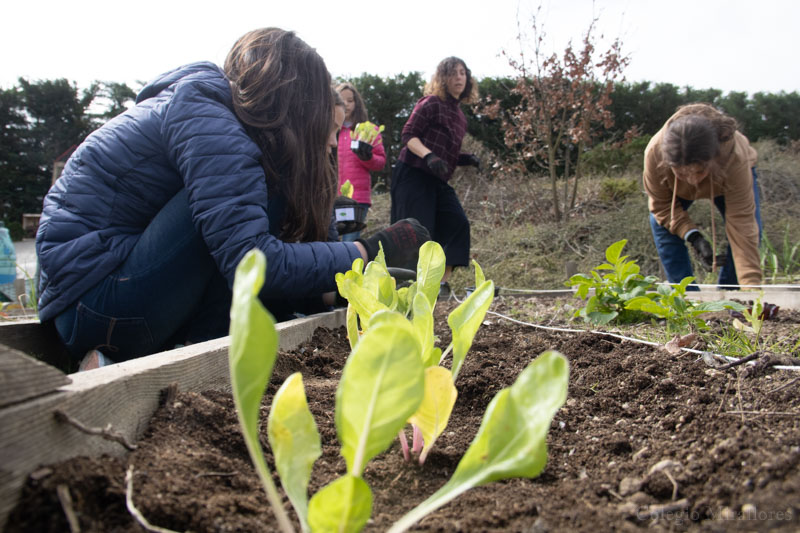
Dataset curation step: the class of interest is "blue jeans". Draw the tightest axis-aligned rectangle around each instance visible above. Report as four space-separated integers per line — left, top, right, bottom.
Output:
650 168 762 290
54 189 231 364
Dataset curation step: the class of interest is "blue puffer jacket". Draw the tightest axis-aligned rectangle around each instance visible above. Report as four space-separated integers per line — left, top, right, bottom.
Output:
36 62 360 322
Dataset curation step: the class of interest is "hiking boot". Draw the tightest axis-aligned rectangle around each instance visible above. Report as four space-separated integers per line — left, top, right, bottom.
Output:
438 281 452 300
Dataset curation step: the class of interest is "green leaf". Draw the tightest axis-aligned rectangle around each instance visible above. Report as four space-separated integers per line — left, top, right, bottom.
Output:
447 280 495 380
308 475 372 533
408 366 458 464
268 373 322 532
416 241 446 307
389 351 569 533
339 278 389 330
586 310 618 325
340 180 354 199
229 249 294 533
411 292 438 367
625 296 668 317
335 312 425 475
346 304 360 350
472 259 486 288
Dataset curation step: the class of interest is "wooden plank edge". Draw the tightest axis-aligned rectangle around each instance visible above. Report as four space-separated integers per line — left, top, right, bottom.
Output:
0 345 71 408
684 290 800 310
0 308 345 530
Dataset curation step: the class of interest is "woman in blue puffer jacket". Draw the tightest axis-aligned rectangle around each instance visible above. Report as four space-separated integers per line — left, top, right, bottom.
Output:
36 28 428 369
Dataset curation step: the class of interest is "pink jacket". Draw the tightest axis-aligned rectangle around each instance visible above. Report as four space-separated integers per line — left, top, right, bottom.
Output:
337 125 386 205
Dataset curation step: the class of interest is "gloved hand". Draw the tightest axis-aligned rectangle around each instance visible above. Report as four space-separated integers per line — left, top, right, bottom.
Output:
334 196 365 235
458 153 481 170
352 141 373 161
357 218 430 267
687 231 714 269
423 153 449 179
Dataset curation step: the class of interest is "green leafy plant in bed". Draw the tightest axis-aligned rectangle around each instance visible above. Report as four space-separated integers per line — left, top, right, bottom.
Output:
336 241 496 462
565 239 658 325
625 276 745 335
229 248 569 533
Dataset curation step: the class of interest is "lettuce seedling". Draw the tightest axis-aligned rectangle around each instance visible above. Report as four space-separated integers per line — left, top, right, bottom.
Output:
307 310 425 530
388 350 570 533
337 243 495 465
228 249 295 533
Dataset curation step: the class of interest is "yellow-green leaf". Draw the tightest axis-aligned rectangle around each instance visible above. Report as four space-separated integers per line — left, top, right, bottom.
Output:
308 474 372 533
340 180 354 199
416 241 446 307
408 366 457 464
411 292 437 367
229 249 293 532
448 280 495 380
389 351 569 533
335 312 424 475
268 373 321 532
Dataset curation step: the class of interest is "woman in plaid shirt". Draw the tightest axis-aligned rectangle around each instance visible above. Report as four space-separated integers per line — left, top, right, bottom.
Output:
390 57 480 295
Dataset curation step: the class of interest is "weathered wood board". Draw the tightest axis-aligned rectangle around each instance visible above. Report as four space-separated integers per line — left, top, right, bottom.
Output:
0 309 345 531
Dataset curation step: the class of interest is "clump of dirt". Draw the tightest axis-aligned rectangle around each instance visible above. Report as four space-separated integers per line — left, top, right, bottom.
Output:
6 299 800 532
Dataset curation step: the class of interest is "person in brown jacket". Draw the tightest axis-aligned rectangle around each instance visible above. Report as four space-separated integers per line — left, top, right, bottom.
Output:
643 103 762 290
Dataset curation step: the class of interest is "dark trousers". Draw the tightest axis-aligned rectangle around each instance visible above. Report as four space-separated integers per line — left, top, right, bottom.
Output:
54 189 231 363
390 161 470 267
650 168 763 290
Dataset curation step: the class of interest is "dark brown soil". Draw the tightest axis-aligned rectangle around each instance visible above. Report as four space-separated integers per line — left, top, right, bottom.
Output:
7 298 800 532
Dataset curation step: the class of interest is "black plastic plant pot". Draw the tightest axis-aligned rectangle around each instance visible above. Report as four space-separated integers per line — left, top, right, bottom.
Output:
334 202 368 235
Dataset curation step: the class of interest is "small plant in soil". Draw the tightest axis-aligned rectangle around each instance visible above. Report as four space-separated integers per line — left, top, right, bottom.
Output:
336 241 496 461
566 238 658 325
625 276 744 335
229 248 569 533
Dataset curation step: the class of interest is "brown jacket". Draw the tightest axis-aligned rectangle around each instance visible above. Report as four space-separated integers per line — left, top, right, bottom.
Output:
643 117 761 285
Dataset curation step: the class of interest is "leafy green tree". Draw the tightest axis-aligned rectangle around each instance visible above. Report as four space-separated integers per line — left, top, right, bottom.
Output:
1 78 101 226
0 87 41 224
749 91 800 143
91 81 137 120
18 78 98 171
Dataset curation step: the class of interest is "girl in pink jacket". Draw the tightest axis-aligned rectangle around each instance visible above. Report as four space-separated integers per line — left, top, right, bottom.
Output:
335 82 386 240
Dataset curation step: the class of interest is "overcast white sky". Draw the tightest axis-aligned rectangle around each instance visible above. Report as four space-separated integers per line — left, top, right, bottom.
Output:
2 0 798 96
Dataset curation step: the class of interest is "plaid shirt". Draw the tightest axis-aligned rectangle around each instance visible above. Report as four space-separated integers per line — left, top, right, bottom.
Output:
398 95 467 181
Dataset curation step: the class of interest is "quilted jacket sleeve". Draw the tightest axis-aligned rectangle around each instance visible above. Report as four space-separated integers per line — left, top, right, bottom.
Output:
162 77 360 298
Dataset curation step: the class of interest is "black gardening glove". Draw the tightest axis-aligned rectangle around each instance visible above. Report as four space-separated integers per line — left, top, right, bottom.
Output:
458 153 481 170
357 218 430 268
687 231 714 270
423 153 449 179
352 141 373 161
334 196 364 235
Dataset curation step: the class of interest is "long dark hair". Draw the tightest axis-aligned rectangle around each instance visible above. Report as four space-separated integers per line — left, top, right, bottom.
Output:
224 28 336 242
662 103 739 167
